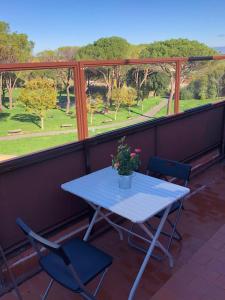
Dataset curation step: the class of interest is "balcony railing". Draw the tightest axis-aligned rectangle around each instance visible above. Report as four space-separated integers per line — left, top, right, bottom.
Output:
1 55 225 140
0 55 225 256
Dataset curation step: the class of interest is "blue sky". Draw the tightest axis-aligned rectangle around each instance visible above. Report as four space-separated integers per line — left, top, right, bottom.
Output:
0 0 225 53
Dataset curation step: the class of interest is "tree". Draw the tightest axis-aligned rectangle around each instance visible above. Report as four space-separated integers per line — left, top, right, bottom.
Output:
56 46 79 60
123 86 137 115
87 93 102 125
185 61 225 99
207 75 218 99
77 37 130 60
0 21 33 110
56 47 79 114
148 72 170 96
127 66 155 103
199 76 208 99
18 78 57 129
0 21 10 111
111 84 137 120
36 46 79 114
77 37 131 108
140 39 217 114
111 85 126 120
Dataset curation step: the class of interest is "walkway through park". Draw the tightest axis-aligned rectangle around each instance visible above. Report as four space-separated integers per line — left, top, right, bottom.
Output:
0 100 167 142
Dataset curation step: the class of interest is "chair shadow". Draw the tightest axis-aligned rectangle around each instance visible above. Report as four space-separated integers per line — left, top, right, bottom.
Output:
11 114 41 128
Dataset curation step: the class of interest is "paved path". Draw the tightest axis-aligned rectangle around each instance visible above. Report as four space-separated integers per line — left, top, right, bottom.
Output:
0 100 167 141
0 154 16 162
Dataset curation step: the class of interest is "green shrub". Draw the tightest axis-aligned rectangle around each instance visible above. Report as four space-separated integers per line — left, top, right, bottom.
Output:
180 87 194 100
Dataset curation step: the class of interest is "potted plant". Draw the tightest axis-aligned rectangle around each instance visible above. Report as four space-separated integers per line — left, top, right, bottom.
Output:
111 137 141 189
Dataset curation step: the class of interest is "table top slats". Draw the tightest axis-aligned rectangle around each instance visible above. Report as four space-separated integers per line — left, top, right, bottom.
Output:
61 167 190 223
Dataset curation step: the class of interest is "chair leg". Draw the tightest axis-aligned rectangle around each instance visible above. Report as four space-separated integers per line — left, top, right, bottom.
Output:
127 224 163 261
167 219 182 240
148 219 182 241
0 246 23 300
93 268 108 297
80 291 96 300
128 206 184 259
166 206 184 252
41 279 54 300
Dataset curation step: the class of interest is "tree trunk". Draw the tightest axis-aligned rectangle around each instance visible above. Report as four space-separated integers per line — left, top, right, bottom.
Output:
8 88 13 110
41 117 44 129
90 111 93 125
114 103 121 120
6 75 18 110
114 107 119 120
99 68 112 109
6 77 13 109
66 84 71 114
134 67 141 105
0 73 2 112
167 77 175 115
65 69 72 114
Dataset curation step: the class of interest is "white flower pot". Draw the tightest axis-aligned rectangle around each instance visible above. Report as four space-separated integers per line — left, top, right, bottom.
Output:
118 174 133 189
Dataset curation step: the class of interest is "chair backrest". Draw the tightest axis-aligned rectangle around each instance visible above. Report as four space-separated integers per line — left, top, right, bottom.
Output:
16 218 70 265
147 156 192 186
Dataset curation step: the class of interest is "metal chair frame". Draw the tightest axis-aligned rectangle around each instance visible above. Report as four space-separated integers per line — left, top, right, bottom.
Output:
16 218 110 300
128 156 191 258
0 245 23 300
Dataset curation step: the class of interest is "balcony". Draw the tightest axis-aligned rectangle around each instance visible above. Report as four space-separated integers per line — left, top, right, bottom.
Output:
1 56 225 299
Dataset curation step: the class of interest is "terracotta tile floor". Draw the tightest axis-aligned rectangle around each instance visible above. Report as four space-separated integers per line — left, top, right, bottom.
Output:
151 225 225 300
3 161 225 300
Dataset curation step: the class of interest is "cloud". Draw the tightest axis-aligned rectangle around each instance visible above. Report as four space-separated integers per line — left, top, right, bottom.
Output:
217 34 225 38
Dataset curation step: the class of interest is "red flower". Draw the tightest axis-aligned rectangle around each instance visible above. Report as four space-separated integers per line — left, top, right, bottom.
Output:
114 162 120 169
130 152 136 158
135 148 141 153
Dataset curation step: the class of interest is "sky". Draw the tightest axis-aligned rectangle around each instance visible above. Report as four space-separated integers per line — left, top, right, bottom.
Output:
0 0 225 53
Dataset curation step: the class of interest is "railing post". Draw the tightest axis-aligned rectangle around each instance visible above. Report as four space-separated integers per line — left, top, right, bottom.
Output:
73 62 88 140
174 60 182 114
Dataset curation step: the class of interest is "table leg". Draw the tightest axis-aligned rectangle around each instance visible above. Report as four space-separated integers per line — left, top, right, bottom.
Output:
128 205 172 300
83 206 101 241
88 203 124 240
139 224 174 268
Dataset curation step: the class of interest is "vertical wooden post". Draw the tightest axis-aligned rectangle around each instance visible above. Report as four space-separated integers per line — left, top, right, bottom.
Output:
174 60 182 114
73 62 88 140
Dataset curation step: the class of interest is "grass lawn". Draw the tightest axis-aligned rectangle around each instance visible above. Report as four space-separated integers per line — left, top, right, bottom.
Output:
0 103 77 137
0 94 161 137
0 133 77 156
88 97 161 126
0 94 162 157
1 96 223 158
155 98 223 117
0 127 126 157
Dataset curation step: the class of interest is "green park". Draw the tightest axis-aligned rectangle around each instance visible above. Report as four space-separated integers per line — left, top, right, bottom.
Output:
0 21 225 159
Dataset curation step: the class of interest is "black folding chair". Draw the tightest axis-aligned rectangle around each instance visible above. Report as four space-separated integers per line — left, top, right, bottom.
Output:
16 218 113 300
128 156 191 256
0 245 22 300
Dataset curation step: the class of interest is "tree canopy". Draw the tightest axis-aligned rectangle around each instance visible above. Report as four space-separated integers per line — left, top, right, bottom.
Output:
76 36 131 60
140 38 217 58
19 78 57 129
0 21 34 63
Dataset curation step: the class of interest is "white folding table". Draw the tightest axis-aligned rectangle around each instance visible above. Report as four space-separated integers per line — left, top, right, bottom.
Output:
61 166 190 300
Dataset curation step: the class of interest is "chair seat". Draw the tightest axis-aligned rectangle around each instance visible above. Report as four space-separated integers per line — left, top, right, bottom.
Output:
156 200 182 218
40 238 113 292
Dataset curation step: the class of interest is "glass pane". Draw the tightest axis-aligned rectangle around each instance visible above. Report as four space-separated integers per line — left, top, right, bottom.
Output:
85 63 174 138
178 60 225 112
0 68 77 163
